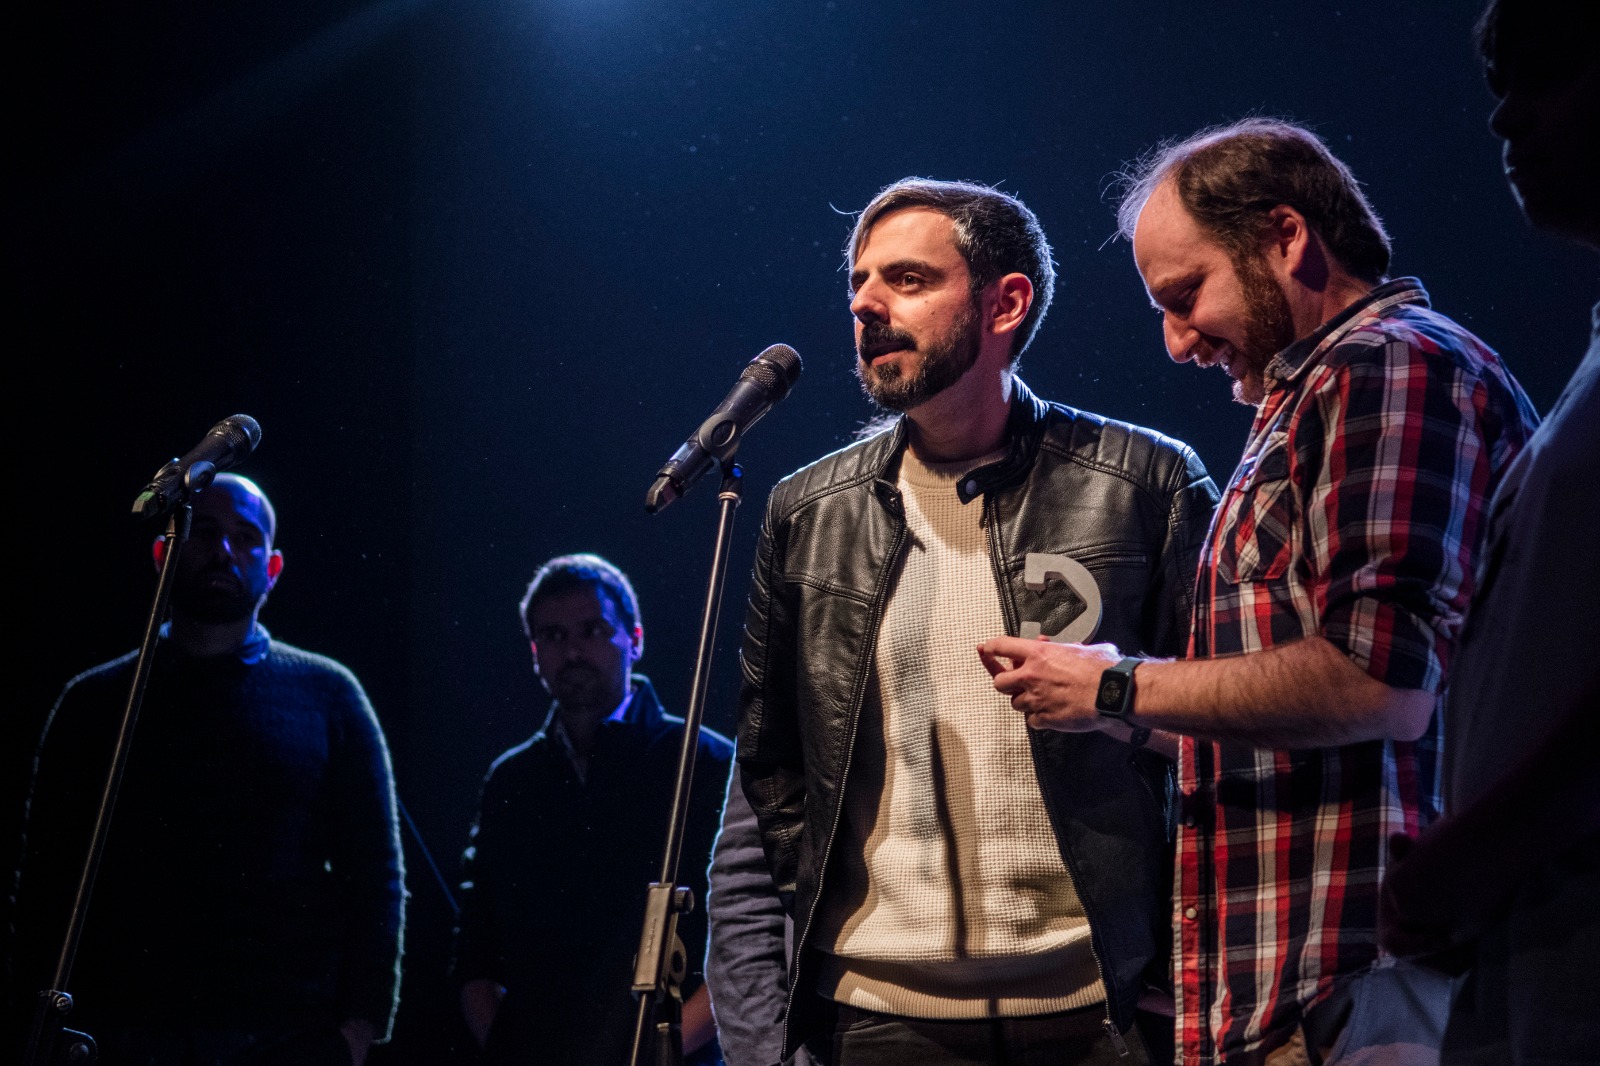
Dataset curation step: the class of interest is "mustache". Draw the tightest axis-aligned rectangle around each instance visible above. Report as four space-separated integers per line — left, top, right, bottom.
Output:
858 321 916 356
191 565 242 585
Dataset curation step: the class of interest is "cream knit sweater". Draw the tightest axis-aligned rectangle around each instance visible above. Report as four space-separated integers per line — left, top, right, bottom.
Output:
813 448 1106 1019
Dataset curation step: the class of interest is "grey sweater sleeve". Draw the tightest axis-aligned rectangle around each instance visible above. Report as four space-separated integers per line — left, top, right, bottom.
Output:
705 758 809 1066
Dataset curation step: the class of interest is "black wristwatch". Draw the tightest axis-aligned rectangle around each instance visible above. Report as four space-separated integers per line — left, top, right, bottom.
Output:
1095 656 1151 748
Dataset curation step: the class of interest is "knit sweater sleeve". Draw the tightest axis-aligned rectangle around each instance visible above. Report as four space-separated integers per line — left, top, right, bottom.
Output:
321 659 406 1039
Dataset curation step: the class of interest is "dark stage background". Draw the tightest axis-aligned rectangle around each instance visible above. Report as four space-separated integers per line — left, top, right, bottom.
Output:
7 0 1596 1061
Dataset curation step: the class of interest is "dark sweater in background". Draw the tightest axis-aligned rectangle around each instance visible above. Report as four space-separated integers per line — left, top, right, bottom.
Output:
10 626 405 1039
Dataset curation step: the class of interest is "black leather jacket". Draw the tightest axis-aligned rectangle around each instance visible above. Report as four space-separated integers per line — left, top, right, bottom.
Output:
736 380 1220 1058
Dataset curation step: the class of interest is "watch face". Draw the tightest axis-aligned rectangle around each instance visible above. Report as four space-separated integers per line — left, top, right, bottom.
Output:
1099 677 1125 708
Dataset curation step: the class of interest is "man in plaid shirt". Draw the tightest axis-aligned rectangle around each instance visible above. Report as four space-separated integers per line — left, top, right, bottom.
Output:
978 118 1538 1065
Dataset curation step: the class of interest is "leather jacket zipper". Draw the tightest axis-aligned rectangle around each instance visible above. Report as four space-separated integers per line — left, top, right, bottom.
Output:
1068 547 1150 569
780 509 909 1058
985 493 1132 1057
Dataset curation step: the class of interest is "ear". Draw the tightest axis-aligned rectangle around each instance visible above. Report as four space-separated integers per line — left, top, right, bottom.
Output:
528 639 543 679
151 537 167 569
987 273 1034 339
630 624 645 661
265 550 284 588
1262 204 1313 276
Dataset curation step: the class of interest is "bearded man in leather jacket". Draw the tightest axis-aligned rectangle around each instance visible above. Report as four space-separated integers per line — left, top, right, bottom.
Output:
729 177 1220 1066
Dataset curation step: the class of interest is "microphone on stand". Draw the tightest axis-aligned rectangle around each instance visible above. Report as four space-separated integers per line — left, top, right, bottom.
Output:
645 344 802 514
132 414 262 520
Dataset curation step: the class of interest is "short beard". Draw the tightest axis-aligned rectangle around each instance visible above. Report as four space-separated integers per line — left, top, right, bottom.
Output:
854 298 982 412
549 663 601 706
170 577 259 624
1230 250 1298 405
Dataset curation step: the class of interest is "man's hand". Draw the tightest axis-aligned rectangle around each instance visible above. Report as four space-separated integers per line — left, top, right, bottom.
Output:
978 636 1123 732
339 1018 377 1066
680 983 718 1056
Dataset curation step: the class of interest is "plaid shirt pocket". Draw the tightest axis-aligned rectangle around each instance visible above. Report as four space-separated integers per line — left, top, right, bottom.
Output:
1217 435 1295 584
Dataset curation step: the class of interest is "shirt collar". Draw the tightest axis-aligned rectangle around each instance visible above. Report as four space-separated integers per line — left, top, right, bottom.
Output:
156 621 272 664
1265 277 1429 391
547 674 664 782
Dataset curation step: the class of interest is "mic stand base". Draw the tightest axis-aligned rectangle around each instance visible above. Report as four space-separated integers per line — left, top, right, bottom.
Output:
23 990 98 1066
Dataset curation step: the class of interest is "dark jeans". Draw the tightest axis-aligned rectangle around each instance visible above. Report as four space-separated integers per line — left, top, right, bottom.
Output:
829 1003 1150 1066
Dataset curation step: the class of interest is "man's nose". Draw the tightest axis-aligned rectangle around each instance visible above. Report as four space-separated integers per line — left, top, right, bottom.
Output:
194 533 232 561
850 282 886 324
1164 317 1198 364
1488 91 1529 143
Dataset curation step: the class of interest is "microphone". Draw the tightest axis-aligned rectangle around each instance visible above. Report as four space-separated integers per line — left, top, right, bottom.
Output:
132 414 263 520
645 344 802 514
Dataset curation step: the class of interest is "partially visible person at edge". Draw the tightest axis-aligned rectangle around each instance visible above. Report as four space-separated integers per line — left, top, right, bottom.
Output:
10 472 406 1066
452 552 733 1065
730 177 1219 1066
1378 2 1600 1062
979 120 1538 1065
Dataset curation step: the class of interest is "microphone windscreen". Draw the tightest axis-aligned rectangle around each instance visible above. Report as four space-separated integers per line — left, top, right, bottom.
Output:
746 344 802 398
222 414 263 455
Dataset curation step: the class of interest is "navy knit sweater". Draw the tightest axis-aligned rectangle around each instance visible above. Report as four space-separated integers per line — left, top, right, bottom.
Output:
11 627 405 1038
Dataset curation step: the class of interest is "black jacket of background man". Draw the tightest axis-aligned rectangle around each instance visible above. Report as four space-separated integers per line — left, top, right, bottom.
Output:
453 674 734 1066
736 378 1220 1059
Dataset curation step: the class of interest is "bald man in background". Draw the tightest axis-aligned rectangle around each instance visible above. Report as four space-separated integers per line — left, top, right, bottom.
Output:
10 473 405 1066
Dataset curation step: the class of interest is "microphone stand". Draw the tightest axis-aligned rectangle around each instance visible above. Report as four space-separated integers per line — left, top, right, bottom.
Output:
628 461 744 1066
23 505 192 1066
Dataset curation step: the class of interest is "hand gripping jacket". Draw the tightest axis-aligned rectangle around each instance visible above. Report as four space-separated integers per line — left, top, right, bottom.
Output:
736 379 1220 1059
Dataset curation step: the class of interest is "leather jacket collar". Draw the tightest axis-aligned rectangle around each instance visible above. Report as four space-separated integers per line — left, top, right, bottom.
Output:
865 376 1052 505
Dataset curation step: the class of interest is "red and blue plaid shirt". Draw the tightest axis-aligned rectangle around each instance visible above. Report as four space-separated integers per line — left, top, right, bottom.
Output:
1176 279 1538 1064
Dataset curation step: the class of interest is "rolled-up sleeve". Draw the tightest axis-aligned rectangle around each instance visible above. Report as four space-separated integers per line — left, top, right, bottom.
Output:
1303 337 1500 693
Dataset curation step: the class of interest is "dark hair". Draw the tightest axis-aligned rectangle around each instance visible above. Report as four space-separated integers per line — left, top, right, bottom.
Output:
1476 0 1599 97
1114 117 1391 284
519 553 640 639
847 178 1057 360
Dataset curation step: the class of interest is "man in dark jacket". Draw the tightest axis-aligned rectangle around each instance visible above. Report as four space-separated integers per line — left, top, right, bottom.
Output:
453 553 733 1065
730 178 1218 1065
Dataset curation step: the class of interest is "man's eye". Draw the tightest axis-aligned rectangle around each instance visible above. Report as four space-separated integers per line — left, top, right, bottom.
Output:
582 621 613 640
1161 293 1193 317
